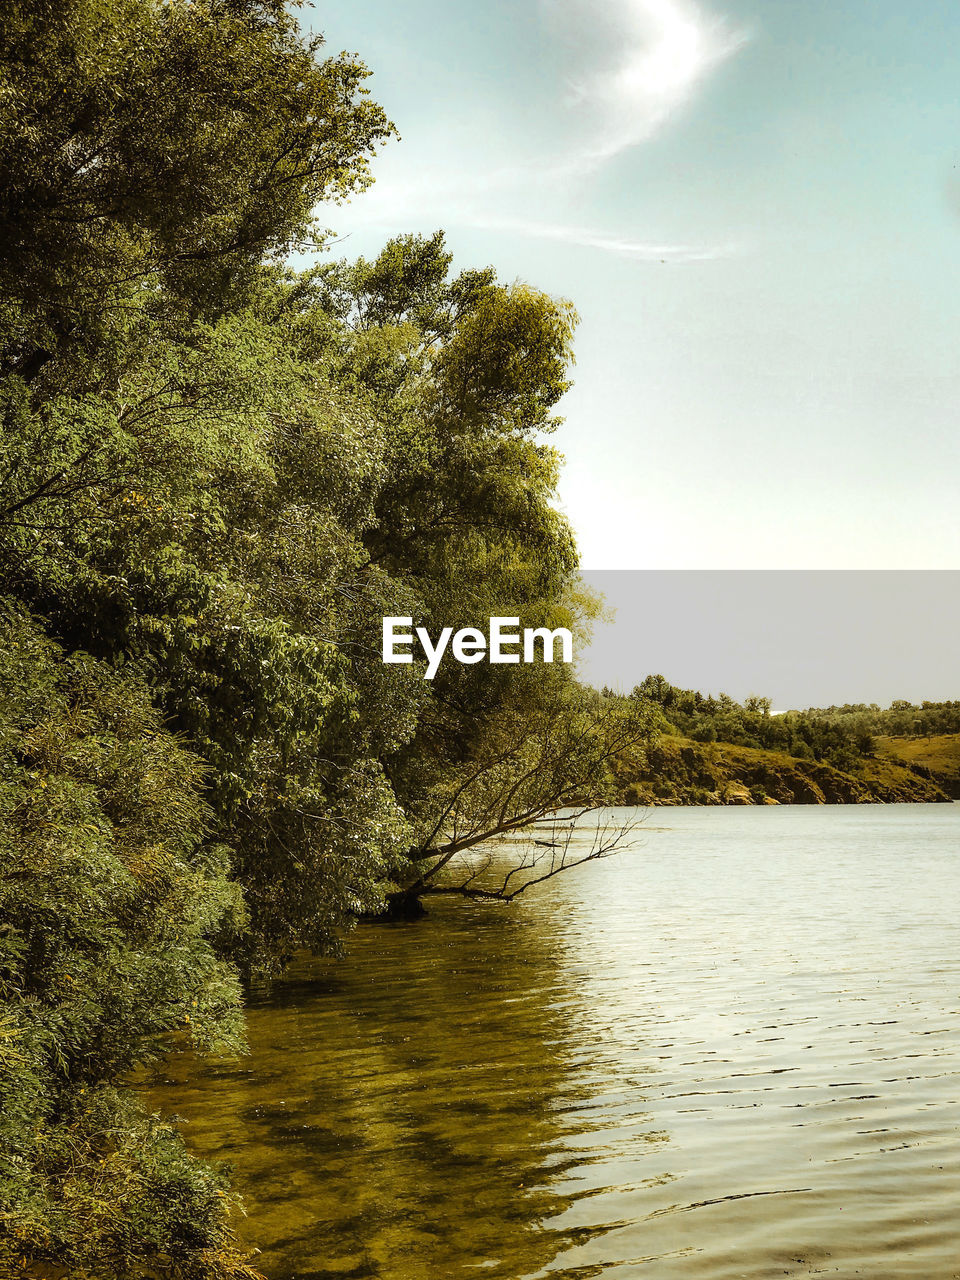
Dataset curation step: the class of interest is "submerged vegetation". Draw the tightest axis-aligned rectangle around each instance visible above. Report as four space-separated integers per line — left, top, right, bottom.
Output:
0 1 647 1273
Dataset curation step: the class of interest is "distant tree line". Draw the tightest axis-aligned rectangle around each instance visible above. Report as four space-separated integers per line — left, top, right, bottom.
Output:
615 676 960 775
798 700 960 739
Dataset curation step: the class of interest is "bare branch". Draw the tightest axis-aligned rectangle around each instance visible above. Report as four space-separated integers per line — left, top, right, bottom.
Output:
420 810 645 902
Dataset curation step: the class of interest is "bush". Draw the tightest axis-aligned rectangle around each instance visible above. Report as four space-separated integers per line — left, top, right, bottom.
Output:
0 603 257 1279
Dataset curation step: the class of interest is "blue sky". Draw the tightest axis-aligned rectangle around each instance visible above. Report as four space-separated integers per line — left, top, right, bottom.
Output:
309 0 960 570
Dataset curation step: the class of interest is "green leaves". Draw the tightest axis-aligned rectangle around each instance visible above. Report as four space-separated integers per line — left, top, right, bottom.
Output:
0 604 249 1275
0 0 618 1261
0 4 414 1271
430 281 578 436
0 0 395 366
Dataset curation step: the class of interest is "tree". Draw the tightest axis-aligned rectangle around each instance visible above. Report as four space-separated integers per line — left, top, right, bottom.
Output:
303 233 656 909
3 287 419 968
0 603 255 1279
0 0 411 971
0 0 393 376
393 678 654 909
0 0 394 565
0 6 650 1266
0 3 406 1269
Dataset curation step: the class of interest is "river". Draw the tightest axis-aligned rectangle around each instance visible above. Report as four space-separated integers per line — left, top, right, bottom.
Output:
145 805 960 1279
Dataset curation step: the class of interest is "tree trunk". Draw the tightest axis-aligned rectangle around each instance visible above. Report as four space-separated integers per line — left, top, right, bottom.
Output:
368 889 428 922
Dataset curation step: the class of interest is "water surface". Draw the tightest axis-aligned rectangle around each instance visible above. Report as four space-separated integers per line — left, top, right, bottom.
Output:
146 805 960 1279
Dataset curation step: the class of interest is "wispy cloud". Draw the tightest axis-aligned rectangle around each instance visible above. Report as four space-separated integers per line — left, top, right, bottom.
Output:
338 0 748 263
542 0 747 170
460 214 739 262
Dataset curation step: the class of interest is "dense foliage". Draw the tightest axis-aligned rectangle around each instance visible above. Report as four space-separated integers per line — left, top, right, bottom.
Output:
629 675 960 773
795 699 960 740
0 606 251 1278
0 2 648 1273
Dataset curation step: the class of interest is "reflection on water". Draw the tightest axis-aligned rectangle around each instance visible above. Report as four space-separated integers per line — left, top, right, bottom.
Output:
145 805 960 1279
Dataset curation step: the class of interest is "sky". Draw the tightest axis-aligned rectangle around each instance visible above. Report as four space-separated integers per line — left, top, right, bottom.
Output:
309 0 960 574
578 570 960 705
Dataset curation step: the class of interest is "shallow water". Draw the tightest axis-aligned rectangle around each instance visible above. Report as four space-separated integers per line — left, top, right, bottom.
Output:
145 805 960 1279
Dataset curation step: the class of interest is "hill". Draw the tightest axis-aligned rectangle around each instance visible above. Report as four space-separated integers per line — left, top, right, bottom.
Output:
612 735 951 807
875 734 960 799
603 676 959 806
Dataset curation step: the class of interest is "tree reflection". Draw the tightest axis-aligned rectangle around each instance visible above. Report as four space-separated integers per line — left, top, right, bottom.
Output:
144 894 667 1280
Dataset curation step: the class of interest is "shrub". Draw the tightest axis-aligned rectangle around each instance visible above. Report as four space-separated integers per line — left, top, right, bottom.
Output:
0 603 257 1279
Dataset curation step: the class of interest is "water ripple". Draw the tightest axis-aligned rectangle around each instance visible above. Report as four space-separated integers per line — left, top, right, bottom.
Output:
144 805 960 1279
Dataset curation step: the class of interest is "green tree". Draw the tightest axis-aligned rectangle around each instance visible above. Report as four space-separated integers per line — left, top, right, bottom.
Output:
0 5 651 1267
303 233 652 907
0 0 392 378
0 604 254 1278
0 0 411 970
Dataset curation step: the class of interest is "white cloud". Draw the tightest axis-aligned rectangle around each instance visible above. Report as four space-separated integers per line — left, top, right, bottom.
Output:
542 0 748 169
334 0 747 263
460 214 739 262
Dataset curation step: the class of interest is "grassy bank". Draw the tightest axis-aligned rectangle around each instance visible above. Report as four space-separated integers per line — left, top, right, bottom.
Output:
875 735 960 799
613 735 951 806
